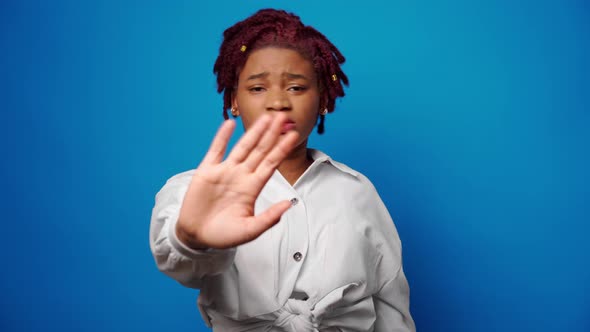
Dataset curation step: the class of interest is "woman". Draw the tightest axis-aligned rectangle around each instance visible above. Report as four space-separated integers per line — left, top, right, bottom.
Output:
150 8 415 331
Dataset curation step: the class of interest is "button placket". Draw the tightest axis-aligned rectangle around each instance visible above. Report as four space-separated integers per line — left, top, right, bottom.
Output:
290 197 303 264
276 192 309 301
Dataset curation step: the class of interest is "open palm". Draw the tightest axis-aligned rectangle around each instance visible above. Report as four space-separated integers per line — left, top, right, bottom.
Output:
175 114 299 250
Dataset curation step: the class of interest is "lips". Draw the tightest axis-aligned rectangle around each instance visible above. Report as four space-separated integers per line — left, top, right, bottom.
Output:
281 121 296 133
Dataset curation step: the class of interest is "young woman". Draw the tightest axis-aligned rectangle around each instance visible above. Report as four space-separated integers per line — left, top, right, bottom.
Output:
150 9 415 331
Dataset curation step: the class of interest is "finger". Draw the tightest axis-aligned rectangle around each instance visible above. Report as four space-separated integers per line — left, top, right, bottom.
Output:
255 130 299 180
243 114 287 171
242 200 292 242
227 114 272 164
201 120 236 165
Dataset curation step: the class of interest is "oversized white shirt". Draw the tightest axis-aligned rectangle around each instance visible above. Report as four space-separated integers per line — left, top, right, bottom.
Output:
150 149 415 331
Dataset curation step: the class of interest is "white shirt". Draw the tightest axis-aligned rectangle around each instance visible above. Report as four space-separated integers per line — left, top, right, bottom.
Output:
150 149 415 331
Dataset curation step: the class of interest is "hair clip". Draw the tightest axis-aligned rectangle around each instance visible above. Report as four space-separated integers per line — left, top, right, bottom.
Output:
331 74 337 81
240 45 247 52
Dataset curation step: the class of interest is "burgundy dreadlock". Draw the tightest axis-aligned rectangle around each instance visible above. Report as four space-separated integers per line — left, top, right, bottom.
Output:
213 9 349 134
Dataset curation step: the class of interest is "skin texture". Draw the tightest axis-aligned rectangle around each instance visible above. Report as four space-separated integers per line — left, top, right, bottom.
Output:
176 115 299 249
176 47 324 250
232 47 324 184
232 47 321 150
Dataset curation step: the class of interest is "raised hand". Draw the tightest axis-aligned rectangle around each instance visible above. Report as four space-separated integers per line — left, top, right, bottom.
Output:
175 114 299 250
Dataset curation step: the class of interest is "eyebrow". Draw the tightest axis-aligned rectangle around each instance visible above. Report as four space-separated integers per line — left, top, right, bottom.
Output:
246 72 269 81
283 72 309 80
246 72 309 81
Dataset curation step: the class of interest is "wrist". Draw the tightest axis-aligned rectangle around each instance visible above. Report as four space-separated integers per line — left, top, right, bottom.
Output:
175 223 208 250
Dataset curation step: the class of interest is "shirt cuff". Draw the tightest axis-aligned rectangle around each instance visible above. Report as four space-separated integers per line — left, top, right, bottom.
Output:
167 217 237 261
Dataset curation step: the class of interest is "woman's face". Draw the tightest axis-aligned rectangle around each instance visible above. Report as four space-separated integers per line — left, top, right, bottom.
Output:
232 47 322 150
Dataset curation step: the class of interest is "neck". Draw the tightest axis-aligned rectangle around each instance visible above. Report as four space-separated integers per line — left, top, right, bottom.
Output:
278 140 313 186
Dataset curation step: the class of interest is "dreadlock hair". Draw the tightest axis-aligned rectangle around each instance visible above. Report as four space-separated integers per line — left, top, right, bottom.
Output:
213 8 349 134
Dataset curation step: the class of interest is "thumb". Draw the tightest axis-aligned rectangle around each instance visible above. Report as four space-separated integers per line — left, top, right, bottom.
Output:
242 200 292 242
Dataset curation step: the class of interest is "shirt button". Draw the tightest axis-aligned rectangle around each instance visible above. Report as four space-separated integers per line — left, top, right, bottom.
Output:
293 252 303 262
290 198 299 206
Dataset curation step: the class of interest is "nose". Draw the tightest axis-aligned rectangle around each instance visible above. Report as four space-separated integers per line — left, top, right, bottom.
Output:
265 89 291 112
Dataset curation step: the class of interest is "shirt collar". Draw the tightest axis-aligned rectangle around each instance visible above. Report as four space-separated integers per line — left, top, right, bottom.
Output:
308 149 359 178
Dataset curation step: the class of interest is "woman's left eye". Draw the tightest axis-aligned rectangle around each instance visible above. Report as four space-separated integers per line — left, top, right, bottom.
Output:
288 86 307 92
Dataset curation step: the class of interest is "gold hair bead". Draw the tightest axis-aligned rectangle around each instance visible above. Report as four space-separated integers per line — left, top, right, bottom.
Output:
240 45 247 52
331 74 337 81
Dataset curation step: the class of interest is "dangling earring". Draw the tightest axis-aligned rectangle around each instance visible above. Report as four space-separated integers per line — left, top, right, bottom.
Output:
231 107 239 117
317 107 327 134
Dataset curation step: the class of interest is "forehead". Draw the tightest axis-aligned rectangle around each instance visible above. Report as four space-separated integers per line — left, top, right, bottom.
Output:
239 47 316 78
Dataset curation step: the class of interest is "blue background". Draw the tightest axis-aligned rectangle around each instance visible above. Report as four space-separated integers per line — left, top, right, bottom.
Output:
2 0 588 331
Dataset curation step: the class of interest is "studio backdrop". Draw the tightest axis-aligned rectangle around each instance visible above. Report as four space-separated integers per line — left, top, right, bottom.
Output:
2 0 588 331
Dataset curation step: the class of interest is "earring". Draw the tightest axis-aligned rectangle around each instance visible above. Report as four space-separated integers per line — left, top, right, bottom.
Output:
231 107 238 116
320 108 328 115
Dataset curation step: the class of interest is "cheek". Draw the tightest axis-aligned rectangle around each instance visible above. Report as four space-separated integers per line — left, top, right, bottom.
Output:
304 96 321 116
240 115 256 131
238 108 264 132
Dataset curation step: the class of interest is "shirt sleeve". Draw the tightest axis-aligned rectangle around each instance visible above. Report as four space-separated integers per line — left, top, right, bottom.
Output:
361 176 416 332
149 170 236 289
373 266 415 331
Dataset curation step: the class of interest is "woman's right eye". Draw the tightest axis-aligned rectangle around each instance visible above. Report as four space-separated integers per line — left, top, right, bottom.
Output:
249 86 265 92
